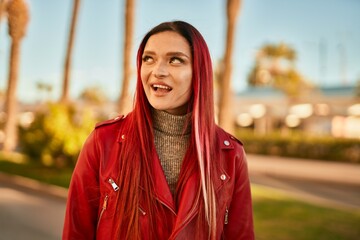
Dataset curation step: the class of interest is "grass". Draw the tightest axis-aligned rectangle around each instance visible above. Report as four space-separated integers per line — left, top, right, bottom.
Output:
1 152 360 239
0 152 73 188
252 185 360 240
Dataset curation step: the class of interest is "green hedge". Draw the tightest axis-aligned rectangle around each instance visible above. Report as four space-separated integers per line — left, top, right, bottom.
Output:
19 103 97 167
236 129 360 163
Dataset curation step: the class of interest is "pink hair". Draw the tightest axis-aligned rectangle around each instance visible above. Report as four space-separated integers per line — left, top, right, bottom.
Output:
115 21 217 239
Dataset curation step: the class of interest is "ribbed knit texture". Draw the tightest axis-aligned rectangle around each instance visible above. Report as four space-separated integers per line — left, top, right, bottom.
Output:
152 109 191 195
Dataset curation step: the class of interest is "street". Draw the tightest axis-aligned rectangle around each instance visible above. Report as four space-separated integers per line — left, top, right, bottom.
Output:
250 173 360 209
0 180 66 240
0 154 359 239
247 154 360 209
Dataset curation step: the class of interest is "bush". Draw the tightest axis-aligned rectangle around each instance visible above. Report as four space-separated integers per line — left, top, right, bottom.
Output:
236 129 360 163
19 103 97 167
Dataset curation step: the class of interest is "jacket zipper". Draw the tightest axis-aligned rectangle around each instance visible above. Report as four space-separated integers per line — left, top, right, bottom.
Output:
97 178 119 231
156 197 177 216
170 204 198 239
108 178 119 191
179 204 197 227
224 206 229 225
97 195 109 230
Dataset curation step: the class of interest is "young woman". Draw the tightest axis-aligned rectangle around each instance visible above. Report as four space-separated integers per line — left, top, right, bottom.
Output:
63 21 254 240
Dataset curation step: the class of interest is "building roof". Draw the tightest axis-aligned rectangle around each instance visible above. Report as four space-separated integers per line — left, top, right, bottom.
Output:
319 85 356 97
236 85 357 99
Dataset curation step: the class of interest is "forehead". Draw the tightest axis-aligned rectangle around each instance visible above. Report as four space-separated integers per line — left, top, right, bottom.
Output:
144 31 191 54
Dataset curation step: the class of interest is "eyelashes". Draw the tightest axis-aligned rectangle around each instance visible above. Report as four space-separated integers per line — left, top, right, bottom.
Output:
142 55 153 63
169 57 185 64
142 55 186 64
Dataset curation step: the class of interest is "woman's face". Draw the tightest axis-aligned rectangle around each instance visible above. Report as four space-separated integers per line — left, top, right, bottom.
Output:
141 31 193 115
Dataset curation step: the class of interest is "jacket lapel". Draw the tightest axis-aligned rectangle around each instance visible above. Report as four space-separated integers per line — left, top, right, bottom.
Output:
171 169 200 238
152 151 177 215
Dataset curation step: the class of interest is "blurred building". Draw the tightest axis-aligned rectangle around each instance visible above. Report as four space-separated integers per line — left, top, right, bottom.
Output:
234 85 360 139
0 85 359 144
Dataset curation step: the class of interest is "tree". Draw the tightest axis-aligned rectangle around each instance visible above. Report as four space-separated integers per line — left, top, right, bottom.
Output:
61 0 80 103
0 0 9 76
36 81 53 103
118 0 135 115
3 0 29 152
355 79 360 98
0 0 8 28
218 0 242 134
248 42 311 97
79 86 108 105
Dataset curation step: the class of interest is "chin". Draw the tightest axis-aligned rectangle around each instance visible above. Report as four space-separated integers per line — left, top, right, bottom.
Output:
150 103 166 111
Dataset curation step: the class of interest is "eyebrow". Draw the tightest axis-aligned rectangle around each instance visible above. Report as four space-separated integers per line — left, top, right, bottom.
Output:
143 50 191 59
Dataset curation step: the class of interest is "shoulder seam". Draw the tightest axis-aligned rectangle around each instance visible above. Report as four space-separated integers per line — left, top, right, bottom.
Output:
95 115 125 129
227 132 243 146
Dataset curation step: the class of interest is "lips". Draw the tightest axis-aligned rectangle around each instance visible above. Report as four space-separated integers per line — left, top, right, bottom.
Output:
151 84 172 92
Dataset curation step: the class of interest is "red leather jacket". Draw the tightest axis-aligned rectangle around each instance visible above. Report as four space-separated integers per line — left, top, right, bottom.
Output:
63 115 254 240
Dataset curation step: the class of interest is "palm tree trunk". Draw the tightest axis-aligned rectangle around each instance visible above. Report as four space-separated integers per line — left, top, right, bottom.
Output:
0 0 7 43
3 39 20 151
218 0 241 134
0 0 5 22
61 0 80 103
118 0 135 115
0 0 6 110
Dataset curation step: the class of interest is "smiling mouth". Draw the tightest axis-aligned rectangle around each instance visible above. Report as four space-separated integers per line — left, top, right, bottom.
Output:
152 84 172 92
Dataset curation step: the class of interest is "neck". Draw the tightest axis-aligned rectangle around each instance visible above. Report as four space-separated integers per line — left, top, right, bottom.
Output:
152 109 191 135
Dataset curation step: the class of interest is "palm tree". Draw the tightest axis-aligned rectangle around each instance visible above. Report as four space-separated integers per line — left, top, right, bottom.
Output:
3 0 29 152
0 0 8 24
0 0 9 44
218 0 242 134
248 43 310 97
259 42 296 75
61 0 80 103
118 0 135 115
355 79 360 98
36 81 53 103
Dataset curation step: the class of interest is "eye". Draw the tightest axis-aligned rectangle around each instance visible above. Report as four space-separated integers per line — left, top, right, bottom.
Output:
142 55 154 63
170 57 184 64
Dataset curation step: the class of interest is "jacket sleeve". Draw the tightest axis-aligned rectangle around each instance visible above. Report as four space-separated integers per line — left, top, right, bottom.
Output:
224 147 255 239
62 130 100 240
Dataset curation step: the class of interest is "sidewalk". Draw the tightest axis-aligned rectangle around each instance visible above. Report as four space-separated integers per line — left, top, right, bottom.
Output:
0 172 68 199
1 154 359 200
247 154 360 186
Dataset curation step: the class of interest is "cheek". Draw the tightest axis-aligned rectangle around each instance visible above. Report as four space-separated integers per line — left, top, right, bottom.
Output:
140 70 149 94
140 67 149 83
180 70 193 92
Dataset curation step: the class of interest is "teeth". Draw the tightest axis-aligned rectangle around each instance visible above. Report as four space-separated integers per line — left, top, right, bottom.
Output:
153 84 171 90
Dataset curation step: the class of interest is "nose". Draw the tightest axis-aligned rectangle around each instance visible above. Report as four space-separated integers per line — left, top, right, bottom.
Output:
152 60 169 78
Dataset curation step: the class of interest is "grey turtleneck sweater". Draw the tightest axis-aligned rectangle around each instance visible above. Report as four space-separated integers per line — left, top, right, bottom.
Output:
152 109 191 195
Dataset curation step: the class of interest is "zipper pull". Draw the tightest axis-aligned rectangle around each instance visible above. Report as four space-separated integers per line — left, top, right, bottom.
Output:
108 178 119 191
224 206 229 225
138 206 146 216
97 195 109 230
102 195 109 210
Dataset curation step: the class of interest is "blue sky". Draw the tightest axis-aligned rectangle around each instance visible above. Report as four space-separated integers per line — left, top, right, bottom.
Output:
0 0 359 103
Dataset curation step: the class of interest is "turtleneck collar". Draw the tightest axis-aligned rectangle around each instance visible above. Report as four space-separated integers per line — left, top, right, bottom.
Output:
152 109 192 136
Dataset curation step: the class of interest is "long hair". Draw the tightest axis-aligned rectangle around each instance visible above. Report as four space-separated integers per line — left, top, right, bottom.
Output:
115 21 217 239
